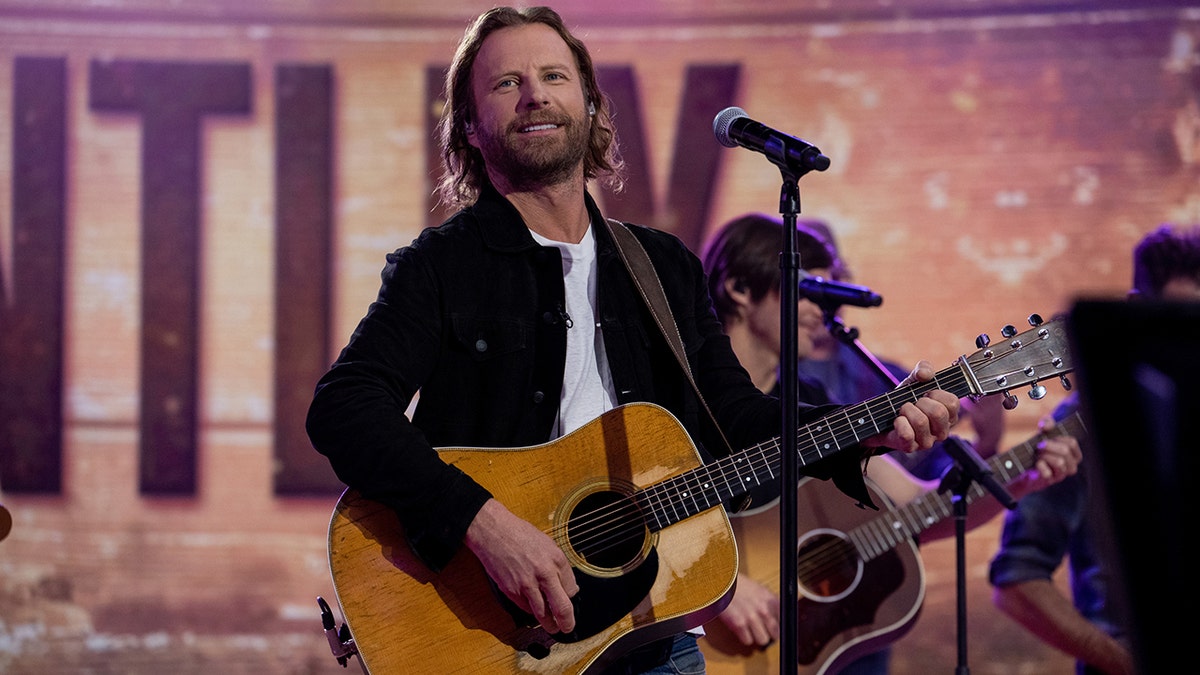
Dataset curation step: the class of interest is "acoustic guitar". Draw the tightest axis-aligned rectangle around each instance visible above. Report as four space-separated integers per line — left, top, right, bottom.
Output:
701 410 1087 675
326 316 1073 674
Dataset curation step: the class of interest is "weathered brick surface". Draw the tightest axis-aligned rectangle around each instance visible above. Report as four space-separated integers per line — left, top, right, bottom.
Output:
3 2 1190 672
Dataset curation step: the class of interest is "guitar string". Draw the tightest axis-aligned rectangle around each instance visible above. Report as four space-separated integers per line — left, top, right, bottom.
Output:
549 376 937 558
551 360 1004 560
556 365 1009 562
810 414 1086 585
701 378 956 578
547 347 1065 566
619 361 1066 590
549 368 968 560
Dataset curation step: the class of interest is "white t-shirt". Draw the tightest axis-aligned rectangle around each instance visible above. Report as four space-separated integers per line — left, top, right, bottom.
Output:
531 225 707 638
529 225 618 439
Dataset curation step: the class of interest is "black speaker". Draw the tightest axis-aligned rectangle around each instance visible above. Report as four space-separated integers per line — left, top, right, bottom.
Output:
1068 298 1200 675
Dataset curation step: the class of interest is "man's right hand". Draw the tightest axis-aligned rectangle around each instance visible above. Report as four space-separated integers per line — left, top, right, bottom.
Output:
464 498 580 634
718 573 780 648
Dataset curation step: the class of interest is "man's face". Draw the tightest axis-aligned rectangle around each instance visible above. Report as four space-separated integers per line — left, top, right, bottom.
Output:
466 23 591 191
738 267 828 363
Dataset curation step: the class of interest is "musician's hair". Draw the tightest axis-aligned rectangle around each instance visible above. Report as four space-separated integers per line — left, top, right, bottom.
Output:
435 6 624 209
796 217 852 282
702 213 837 324
1131 223 1200 299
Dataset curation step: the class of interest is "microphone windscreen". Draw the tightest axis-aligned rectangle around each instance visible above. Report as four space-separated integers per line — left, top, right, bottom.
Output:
712 106 748 148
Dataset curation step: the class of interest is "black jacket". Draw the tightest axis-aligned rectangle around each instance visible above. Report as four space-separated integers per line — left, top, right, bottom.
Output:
306 184 864 570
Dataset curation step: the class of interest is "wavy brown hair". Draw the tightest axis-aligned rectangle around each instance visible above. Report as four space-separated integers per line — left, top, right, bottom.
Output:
702 213 838 325
435 6 624 209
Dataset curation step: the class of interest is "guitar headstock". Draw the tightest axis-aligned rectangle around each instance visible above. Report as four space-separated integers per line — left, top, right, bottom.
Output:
960 314 1074 409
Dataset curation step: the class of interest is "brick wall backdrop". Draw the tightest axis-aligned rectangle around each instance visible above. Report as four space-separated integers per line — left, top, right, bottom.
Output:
1 1 1194 673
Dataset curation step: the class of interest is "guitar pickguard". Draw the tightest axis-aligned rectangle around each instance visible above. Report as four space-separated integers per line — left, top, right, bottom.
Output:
494 550 661 646
568 551 660 643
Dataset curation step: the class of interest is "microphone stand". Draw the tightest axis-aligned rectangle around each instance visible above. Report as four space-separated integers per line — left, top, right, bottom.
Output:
754 123 828 675
936 437 1016 675
826 310 1018 673
778 174 803 675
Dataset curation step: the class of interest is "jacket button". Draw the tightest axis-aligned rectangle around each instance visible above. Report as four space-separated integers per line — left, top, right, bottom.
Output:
475 339 488 352
532 391 545 403
542 311 556 324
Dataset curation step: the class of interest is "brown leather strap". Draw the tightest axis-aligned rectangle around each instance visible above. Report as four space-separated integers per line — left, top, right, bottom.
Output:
605 218 733 456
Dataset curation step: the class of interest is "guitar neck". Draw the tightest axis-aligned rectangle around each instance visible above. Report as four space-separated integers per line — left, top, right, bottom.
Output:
636 361 977 532
846 410 1087 559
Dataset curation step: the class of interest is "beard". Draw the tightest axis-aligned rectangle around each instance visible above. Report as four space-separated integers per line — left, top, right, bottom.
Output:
474 110 590 191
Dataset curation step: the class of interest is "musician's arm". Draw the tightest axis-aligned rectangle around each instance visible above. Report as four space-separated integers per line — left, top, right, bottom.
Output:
993 579 1135 675
465 499 579 635
988 471 1132 674
307 247 493 572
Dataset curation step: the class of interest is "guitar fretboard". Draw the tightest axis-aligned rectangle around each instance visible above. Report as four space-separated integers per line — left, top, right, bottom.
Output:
847 410 1086 560
633 313 1072 533
636 365 975 532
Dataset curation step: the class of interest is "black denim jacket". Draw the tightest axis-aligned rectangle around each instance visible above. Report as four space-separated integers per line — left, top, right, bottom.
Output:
306 183 865 571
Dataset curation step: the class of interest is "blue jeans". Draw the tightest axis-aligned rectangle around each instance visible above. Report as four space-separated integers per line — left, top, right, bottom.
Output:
639 634 705 675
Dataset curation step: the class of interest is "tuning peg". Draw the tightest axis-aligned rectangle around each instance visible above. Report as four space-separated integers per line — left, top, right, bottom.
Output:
1028 313 1043 326
1029 383 1047 400
1060 374 1072 391
1001 324 1017 338
975 333 991 349
1001 392 1019 410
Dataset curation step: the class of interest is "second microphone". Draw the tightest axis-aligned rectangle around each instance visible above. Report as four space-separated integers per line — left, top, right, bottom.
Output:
798 275 883 308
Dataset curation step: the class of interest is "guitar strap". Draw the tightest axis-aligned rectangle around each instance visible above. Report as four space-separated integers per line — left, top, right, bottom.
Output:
604 218 736 461
605 219 877 513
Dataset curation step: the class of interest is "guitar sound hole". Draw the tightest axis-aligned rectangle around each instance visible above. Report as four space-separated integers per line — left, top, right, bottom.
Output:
796 530 862 602
566 490 647 570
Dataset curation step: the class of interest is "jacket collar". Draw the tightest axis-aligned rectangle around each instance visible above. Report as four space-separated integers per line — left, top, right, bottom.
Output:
469 181 612 253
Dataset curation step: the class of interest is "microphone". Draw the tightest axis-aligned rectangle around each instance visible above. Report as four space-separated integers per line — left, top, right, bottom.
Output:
798 274 882 308
318 597 342 653
713 106 831 174
317 597 357 665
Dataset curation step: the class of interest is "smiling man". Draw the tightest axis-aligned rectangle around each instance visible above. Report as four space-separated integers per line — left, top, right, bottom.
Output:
463 20 593 199
306 7 962 674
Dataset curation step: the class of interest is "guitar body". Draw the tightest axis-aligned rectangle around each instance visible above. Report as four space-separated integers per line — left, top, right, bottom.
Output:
701 477 924 675
328 402 738 674
325 317 1076 674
